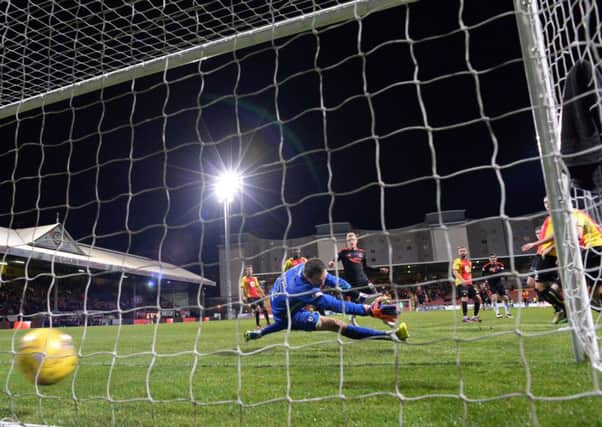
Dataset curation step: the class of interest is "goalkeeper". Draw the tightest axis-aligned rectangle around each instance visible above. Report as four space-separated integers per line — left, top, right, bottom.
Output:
245 259 408 342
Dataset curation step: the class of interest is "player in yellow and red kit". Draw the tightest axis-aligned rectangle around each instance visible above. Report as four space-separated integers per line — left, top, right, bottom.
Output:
283 248 308 272
240 265 271 329
526 204 602 315
522 197 566 323
574 209 602 312
453 246 482 323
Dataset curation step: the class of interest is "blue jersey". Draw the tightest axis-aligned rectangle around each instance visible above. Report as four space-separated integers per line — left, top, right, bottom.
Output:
270 262 351 318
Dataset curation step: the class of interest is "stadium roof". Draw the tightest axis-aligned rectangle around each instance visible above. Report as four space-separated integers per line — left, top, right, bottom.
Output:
0 223 214 286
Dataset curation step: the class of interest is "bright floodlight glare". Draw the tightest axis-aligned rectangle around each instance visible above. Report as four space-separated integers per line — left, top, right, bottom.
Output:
215 171 243 203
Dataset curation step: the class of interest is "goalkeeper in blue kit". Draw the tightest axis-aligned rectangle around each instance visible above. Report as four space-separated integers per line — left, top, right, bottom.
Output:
245 259 408 342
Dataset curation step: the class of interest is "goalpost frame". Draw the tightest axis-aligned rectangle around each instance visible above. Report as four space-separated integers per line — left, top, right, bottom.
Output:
514 0 600 365
0 0 416 122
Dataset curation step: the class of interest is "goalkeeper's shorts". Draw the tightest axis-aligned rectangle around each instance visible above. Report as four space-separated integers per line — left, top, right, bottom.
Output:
271 310 320 332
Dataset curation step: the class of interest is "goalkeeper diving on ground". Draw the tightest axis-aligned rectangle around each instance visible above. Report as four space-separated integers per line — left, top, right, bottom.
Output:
244 258 408 342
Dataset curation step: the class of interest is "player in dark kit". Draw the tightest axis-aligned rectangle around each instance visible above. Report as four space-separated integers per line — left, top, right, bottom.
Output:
477 283 491 310
482 254 512 318
328 232 389 326
414 286 429 308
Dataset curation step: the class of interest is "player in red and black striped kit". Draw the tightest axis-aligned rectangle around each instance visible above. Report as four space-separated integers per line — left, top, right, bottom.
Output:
482 254 512 318
328 232 388 326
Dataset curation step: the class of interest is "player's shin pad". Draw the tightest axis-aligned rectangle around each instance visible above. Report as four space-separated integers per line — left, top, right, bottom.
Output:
368 296 398 323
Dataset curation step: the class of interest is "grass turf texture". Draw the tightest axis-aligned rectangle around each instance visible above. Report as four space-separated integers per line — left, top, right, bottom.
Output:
1 308 601 426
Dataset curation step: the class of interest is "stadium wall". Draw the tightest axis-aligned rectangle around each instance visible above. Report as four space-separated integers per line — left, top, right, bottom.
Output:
218 214 544 299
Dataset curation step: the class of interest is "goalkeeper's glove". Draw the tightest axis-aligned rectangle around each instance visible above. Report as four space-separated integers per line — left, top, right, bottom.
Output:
368 296 398 323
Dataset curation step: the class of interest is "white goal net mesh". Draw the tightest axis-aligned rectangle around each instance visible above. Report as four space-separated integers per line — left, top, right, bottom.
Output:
529 0 602 365
0 0 601 426
1 1 359 107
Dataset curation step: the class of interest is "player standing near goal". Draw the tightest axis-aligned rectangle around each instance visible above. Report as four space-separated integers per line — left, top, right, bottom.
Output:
453 246 482 323
573 210 602 312
244 259 408 342
283 247 308 272
521 197 566 324
482 254 512 318
414 286 429 308
526 204 602 314
240 265 271 329
328 232 389 326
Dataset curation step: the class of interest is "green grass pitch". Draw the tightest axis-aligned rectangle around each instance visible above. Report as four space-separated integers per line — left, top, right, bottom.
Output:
1 308 601 426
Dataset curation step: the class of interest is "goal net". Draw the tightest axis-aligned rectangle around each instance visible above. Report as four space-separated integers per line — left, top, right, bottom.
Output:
516 0 601 367
0 0 601 426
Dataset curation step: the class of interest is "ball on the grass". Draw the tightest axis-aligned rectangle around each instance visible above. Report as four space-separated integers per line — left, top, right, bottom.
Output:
16 328 78 385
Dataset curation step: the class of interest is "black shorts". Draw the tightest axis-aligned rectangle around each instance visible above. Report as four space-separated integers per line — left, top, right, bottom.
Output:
530 255 558 283
582 247 602 285
478 291 490 303
457 285 477 299
489 281 506 296
248 297 266 310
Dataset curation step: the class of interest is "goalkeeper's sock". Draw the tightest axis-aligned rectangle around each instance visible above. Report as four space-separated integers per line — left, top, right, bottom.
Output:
255 310 260 327
264 311 271 325
474 300 480 316
259 321 286 337
341 325 388 340
244 330 261 341
462 301 468 317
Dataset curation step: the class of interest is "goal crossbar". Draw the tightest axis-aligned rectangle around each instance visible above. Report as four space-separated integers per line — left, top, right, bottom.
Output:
0 0 415 121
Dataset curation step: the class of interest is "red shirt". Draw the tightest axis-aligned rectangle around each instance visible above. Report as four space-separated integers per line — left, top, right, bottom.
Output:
240 276 261 298
283 256 307 271
453 257 473 286
537 216 552 255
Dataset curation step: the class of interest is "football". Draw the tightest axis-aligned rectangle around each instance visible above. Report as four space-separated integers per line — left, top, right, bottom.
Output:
16 328 78 385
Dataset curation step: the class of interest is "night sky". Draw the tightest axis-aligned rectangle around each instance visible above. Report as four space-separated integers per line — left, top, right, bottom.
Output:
0 0 547 284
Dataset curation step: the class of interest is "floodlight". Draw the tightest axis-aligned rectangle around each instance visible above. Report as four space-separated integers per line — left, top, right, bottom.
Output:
215 170 243 203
